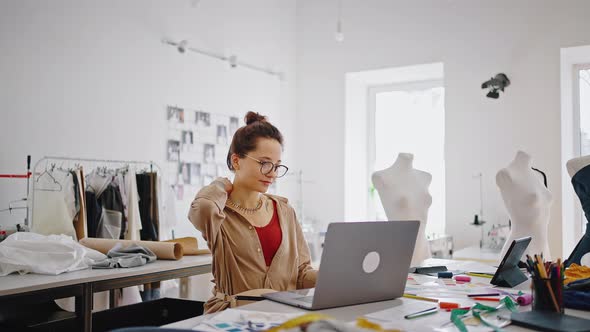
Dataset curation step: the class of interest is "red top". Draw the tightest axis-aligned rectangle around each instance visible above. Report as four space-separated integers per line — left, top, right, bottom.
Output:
255 200 282 266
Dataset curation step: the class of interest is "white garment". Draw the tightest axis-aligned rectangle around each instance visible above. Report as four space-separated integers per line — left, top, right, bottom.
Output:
114 173 129 220
86 169 111 196
97 209 123 239
0 232 106 276
31 171 77 240
156 176 181 296
157 176 178 241
123 171 142 241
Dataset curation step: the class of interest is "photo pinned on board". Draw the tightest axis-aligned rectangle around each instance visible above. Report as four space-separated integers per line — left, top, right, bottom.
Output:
190 163 201 186
167 106 185 124
195 111 211 127
167 140 180 161
217 125 228 145
180 162 191 185
175 184 184 200
203 143 215 164
182 130 194 145
229 116 239 137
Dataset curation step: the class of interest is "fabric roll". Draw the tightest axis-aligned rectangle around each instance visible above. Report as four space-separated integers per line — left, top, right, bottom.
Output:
164 237 210 255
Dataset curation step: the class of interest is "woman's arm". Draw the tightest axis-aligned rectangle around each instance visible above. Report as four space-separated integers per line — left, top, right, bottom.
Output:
293 212 318 289
188 178 232 248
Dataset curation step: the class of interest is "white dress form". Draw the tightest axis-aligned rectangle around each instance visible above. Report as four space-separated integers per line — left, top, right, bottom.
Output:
372 153 433 266
496 151 552 260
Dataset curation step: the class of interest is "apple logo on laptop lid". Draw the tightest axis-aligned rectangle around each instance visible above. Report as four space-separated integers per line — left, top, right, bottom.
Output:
363 251 380 273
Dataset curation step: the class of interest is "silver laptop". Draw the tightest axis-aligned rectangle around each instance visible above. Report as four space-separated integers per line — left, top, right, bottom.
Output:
263 220 419 310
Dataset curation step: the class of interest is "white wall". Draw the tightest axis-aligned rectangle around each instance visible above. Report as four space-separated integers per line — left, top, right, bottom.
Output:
295 0 590 257
0 0 298 231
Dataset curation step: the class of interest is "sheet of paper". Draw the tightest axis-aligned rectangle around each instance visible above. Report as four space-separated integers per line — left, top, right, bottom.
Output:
364 298 449 331
192 309 301 332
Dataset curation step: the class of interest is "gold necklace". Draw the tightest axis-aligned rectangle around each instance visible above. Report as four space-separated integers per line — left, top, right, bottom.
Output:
226 197 263 214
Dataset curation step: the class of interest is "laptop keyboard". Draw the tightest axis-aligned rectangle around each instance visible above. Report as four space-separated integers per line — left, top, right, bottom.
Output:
298 296 314 303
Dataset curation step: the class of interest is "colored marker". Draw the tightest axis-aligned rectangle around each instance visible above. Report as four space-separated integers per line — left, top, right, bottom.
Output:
403 294 439 303
439 302 460 309
472 297 500 302
467 293 500 297
404 307 438 319
445 306 471 312
466 272 494 278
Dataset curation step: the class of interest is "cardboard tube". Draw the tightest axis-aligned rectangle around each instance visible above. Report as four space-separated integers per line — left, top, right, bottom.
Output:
164 237 211 255
79 238 183 260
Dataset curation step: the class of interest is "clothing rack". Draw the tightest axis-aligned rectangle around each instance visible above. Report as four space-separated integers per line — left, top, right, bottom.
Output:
29 156 161 228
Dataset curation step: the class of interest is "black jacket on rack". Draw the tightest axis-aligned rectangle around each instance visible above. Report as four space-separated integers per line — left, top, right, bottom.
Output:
136 173 159 241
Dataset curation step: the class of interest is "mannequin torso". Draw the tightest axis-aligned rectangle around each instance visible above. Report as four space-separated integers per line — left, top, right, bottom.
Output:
565 155 590 266
372 153 433 265
496 151 552 260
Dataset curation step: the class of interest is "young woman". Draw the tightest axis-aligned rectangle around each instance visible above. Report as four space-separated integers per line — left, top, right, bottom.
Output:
188 111 317 313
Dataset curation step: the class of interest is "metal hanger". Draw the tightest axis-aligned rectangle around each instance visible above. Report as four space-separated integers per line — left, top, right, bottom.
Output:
35 162 63 191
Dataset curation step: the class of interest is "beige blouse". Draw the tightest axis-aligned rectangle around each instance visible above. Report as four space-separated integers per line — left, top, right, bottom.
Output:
188 182 317 313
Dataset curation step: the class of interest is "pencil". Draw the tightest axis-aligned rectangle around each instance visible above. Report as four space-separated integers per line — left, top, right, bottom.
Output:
536 256 560 312
404 307 438 319
403 293 439 303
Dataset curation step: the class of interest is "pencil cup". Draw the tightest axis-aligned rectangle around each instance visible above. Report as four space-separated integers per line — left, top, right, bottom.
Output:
532 277 563 313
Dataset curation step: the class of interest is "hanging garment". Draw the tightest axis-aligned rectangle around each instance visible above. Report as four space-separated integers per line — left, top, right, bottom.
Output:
150 172 160 237
85 170 111 197
115 172 142 241
157 176 178 241
31 170 77 240
0 232 106 276
137 173 158 241
96 183 126 239
85 190 102 238
73 169 88 240
114 173 129 221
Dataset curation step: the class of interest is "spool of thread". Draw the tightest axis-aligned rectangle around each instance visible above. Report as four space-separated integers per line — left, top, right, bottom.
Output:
454 275 471 282
438 271 453 278
517 294 533 305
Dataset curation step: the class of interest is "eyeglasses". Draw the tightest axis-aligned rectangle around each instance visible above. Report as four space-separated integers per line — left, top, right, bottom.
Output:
244 155 288 178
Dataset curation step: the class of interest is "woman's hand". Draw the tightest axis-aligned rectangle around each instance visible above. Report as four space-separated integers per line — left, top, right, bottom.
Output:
213 177 233 194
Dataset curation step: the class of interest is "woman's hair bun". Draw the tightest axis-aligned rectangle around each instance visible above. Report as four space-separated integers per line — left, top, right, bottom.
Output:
244 111 267 125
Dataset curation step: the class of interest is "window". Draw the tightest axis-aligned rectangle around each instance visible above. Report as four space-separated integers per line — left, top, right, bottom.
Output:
367 81 445 236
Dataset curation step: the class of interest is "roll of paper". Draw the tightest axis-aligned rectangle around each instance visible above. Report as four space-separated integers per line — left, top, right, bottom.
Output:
79 238 183 260
164 237 210 255
517 293 533 305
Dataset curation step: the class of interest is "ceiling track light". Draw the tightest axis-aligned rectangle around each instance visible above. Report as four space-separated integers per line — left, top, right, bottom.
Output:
335 0 344 42
161 38 284 81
